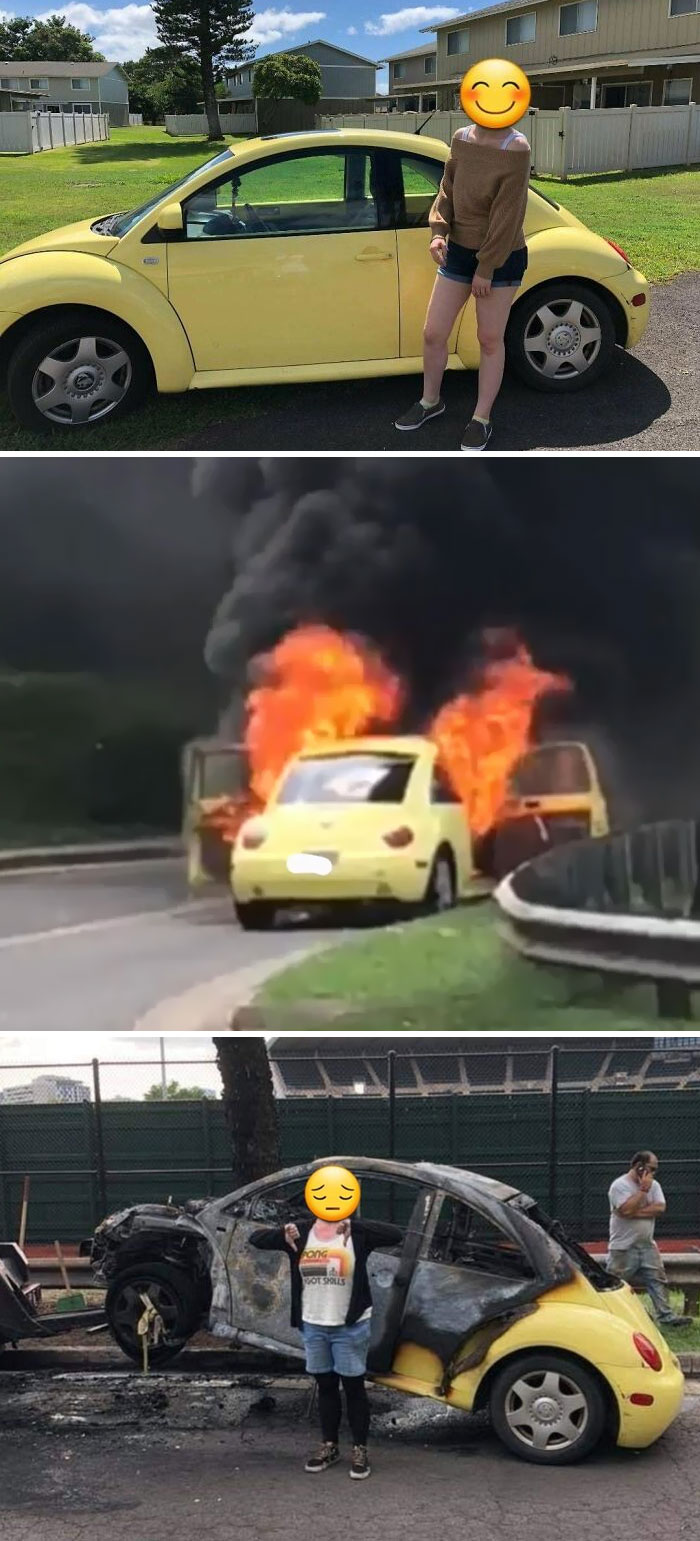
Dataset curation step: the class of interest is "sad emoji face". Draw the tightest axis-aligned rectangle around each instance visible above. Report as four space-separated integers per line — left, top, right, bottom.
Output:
305 1165 361 1221
460 59 531 130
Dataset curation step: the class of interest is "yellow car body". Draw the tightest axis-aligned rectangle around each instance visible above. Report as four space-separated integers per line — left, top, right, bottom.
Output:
0 128 650 430
231 735 474 921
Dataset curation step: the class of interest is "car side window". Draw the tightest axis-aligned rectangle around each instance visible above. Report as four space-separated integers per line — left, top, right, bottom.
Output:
249 1179 309 1222
182 149 379 241
430 767 461 804
428 1196 534 1279
396 152 444 229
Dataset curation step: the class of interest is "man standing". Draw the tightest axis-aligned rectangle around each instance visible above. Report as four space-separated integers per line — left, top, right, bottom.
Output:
607 1151 691 1328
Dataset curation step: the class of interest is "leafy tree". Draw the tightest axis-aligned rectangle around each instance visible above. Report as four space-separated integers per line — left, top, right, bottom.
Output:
0 14 103 62
214 1038 281 1187
144 1080 215 1100
152 0 255 140
123 48 202 123
253 53 322 107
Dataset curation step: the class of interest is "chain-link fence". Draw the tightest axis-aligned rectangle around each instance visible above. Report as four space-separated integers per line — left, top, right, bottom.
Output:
0 1042 699 1244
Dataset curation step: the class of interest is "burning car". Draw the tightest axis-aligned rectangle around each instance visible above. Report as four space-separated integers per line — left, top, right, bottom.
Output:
0 1242 104 1347
91 1157 683 1466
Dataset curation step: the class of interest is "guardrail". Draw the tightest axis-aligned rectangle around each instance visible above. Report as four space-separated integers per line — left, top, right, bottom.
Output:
495 820 700 1018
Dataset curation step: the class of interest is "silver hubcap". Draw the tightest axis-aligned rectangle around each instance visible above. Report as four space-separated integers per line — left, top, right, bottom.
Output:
505 1368 589 1452
32 335 132 425
524 299 602 380
433 858 454 910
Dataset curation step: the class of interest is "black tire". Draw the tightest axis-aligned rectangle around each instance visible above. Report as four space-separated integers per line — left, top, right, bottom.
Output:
233 898 276 930
489 1352 607 1465
423 849 457 914
7 308 153 433
105 1261 201 1368
506 281 616 393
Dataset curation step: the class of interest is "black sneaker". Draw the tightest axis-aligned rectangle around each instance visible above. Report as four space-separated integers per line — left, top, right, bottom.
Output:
660 1315 693 1329
349 1444 371 1480
460 418 492 452
395 399 445 431
305 1442 340 1474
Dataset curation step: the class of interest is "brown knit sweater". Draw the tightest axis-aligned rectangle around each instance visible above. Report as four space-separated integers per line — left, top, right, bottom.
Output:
429 132 531 281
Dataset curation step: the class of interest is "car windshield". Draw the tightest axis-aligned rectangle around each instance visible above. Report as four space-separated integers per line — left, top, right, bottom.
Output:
110 151 233 237
276 753 417 805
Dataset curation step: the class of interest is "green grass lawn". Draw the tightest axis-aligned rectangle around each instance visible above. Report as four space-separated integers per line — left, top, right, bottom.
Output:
255 901 697 1032
0 125 697 451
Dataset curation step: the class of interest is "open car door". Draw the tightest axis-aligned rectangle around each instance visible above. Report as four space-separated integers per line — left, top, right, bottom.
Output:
182 740 248 888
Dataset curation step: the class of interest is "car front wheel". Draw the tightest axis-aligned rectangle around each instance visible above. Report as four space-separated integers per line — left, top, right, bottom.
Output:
7 309 153 432
489 1352 607 1464
105 1262 201 1368
506 282 616 392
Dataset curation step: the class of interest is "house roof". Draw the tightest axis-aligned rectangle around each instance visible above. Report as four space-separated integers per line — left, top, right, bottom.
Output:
0 60 123 78
380 44 438 65
422 0 551 31
229 38 378 72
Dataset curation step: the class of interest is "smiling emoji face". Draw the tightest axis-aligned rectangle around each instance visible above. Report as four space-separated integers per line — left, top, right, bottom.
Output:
460 59 531 129
305 1165 361 1221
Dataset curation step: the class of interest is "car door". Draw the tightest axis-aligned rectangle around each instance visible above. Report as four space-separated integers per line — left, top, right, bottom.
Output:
429 766 474 893
387 149 476 363
165 145 399 373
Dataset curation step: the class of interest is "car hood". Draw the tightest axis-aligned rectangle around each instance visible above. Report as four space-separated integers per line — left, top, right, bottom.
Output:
0 217 120 265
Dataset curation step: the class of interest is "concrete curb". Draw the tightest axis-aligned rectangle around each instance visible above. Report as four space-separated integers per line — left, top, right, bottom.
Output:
679 1353 700 1375
131 943 331 1033
0 838 182 873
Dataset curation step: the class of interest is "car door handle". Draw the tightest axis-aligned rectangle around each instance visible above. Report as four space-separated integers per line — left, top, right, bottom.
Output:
355 248 392 262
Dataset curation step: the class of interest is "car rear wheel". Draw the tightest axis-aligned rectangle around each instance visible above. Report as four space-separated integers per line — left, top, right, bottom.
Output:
489 1352 607 1464
7 309 153 433
234 899 277 930
105 1262 202 1368
506 282 616 392
424 851 457 914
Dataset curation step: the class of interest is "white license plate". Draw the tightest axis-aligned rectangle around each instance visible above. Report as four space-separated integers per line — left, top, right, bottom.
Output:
286 853 334 876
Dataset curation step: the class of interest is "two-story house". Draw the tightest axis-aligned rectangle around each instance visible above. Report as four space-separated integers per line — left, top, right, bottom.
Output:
382 44 438 112
425 0 700 110
0 62 130 124
222 39 379 115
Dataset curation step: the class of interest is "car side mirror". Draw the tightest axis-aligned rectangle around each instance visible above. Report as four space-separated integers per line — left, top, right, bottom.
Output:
157 202 184 234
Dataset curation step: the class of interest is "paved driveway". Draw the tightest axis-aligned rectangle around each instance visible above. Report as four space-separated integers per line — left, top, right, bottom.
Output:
175 274 699 453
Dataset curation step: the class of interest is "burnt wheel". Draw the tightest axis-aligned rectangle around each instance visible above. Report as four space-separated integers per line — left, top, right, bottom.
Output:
489 1352 607 1465
105 1262 201 1368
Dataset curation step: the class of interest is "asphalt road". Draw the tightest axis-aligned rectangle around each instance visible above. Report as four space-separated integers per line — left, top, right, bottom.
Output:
0 859 345 1034
2 1392 698 1541
174 273 699 453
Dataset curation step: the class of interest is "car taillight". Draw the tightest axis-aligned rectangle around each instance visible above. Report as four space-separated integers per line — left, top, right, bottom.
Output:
382 826 414 849
606 239 630 263
241 824 267 850
633 1332 663 1371
630 1393 654 1406
631 293 647 307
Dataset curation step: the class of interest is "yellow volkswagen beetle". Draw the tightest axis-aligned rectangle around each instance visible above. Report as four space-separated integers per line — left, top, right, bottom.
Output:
0 129 649 432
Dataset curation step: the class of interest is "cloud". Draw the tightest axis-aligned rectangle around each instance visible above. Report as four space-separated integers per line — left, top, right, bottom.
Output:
365 7 459 36
28 5 326 61
347 25 358 34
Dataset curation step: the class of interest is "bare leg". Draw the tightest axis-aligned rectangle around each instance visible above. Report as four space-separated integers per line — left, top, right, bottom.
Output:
423 274 471 404
474 287 518 420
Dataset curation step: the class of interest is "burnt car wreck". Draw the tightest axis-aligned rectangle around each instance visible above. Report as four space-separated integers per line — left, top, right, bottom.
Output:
0 1242 104 1347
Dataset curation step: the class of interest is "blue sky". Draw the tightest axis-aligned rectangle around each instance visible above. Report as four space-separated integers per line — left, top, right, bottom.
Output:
1 3 503 86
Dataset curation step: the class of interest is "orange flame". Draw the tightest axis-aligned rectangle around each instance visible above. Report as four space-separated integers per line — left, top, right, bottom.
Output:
245 625 403 804
429 647 569 836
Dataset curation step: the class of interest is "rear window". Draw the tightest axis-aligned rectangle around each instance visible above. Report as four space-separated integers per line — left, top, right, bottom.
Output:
509 745 591 797
276 753 416 805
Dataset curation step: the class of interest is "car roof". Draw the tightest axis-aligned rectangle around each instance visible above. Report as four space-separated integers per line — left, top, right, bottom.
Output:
216 1155 528 1209
295 735 435 760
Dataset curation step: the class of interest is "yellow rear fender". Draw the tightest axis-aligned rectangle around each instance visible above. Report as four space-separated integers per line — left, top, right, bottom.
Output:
457 1301 657 1407
0 252 195 391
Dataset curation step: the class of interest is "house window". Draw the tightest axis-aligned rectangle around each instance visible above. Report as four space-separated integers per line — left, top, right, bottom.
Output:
601 80 652 107
663 76 693 103
669 0 700 14
506 12 536 44
394 61 406 79
559 1 598 36
424 55 436 75
1 77 19 90
29 77 49 90
71 77 90 91
447 28 469 56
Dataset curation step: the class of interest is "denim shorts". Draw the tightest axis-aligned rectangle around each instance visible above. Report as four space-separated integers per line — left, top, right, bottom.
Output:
302 1318 371 1377
438 240 528 289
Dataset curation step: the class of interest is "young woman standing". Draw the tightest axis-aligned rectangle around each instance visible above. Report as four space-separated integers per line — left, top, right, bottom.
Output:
395 120 531 451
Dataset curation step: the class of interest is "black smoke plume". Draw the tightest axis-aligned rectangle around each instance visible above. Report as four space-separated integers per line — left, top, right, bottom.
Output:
198 457 700 824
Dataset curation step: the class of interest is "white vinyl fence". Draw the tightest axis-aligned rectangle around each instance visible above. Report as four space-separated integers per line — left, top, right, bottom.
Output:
0 110 109 154
320 103 700 178
128 112 143 127
165 112 256 136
